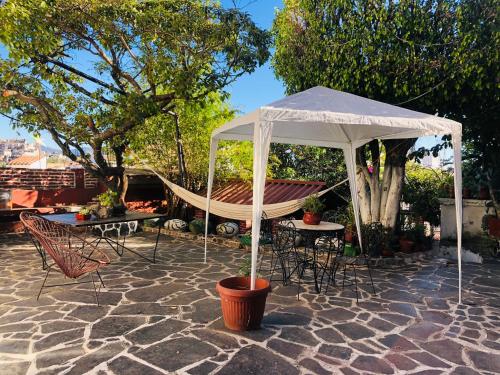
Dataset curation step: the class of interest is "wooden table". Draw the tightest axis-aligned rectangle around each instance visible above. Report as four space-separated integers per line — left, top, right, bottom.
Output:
289 220 344 293
43 211 167 263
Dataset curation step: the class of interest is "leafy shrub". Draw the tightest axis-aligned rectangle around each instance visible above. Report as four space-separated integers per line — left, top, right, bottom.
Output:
97 189 118 208
403 163 450 227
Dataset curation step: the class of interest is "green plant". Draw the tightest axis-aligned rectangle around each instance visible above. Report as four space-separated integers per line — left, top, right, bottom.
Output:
78 207 92 215
272 0 497 230
97 190 118 208
238 255 261 278
403 163 451 227
1 0 270 201
302 194 325 214
404 224 426 243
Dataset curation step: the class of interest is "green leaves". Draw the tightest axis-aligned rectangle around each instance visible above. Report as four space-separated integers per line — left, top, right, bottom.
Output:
1 0 271 185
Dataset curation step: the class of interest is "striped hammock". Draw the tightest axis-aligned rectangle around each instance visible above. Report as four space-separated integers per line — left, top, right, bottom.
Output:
148 167 347 221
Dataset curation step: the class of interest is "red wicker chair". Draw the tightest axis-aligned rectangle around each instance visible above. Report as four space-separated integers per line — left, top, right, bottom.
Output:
20 212 110 305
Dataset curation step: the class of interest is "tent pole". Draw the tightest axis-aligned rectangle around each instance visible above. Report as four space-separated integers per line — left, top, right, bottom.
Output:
204 138 219 264
343 144 364 251
250 121 273 290
452 133 463 304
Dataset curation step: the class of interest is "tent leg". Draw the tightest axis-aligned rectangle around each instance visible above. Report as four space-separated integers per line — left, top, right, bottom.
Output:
250 121 273 290
452 134 463 304
343 144 364 251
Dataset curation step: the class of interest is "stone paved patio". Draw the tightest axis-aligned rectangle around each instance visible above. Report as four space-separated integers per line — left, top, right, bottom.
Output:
0 232 499 374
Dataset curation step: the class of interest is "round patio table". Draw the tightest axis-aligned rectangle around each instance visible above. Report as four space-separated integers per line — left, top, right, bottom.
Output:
288 220 344 293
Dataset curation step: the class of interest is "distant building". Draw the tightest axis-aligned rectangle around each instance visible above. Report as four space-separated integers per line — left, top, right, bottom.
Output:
8 154 47 169
0 139 37 163
421 154 442 169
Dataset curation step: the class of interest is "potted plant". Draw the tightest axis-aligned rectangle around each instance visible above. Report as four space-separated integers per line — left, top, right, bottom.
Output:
412 224 427 252
381 230 396 257
75 207 92 221
96 189 118 219
399 226 415 253
216 256 271 331
482 202 500 237
302 194 325 225
479 186 490 200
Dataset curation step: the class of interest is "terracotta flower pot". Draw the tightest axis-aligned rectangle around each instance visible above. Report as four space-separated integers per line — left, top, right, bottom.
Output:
75 213 91 221
216 276 271 331
345 229 353 243
488 217 500 238
399 238 414 253
303 212 321 225
382 248 394 257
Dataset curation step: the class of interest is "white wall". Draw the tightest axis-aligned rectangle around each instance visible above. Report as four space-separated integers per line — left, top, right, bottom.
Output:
439 198 489 239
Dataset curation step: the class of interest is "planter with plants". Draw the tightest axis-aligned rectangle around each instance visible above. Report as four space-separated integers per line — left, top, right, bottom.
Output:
482 205 500 238
216 256 271 331
302 194 325 225
96 189 119 219
75 207 92 221
399 224 427 253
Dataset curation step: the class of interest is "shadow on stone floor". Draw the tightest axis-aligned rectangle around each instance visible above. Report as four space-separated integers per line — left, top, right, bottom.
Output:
0 233 499 374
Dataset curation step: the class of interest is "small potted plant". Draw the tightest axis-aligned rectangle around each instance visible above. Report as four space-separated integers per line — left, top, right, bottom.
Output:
216 256 271 331
75 207 92 221
302 194 325 225
96 189 118 219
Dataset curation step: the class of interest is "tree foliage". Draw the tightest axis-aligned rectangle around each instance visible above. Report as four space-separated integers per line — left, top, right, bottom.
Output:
129 93 255 192
0 0 270 200
270 144 348 190
403 163 451 227
273 0 498 229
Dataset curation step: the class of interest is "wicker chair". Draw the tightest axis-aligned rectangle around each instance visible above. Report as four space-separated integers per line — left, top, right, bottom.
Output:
20 212 110 305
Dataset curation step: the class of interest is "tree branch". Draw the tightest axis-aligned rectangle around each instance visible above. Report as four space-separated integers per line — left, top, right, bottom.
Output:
40 56 126 95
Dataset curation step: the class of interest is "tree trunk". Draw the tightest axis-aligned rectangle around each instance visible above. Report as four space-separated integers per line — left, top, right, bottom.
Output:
356 139 416 231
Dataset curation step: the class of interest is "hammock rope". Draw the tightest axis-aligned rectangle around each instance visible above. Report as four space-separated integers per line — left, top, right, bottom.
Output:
147 166 348 220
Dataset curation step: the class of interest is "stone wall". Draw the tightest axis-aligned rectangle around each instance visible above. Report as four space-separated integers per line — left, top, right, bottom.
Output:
0 168 99 190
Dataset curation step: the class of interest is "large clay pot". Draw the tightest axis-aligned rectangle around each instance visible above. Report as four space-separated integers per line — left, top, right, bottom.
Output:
216 276 271 331
303 212 321 225
488 217 500 238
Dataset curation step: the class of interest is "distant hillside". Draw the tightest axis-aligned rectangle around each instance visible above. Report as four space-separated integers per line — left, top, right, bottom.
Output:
41 145 62 155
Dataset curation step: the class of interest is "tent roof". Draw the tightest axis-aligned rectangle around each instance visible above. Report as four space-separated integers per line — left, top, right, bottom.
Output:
213 86 461 148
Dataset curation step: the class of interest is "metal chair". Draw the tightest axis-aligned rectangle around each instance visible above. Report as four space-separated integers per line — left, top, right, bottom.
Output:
268 219 302 286
323 224 377 302
20 212 110 305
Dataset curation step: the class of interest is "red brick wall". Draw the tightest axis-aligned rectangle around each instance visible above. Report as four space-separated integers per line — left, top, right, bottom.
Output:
0 168 77 190
0 168 103 208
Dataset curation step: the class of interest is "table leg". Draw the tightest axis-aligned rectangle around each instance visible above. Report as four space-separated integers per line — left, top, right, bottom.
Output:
102 222 162 263
313 246 320 293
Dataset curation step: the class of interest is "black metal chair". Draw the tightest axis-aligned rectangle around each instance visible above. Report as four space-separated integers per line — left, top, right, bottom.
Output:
268 219 303 287
323 223 377 302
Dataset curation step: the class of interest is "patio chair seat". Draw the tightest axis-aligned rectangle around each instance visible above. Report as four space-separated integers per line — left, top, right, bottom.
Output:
20 212 110 305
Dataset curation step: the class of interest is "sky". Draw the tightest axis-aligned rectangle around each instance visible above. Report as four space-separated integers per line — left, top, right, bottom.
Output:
0 0 438 150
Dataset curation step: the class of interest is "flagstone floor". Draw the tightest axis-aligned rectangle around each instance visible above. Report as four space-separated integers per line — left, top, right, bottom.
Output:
0 232 499 375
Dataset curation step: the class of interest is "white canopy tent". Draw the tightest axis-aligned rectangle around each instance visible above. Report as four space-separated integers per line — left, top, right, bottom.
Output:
204 86 463 303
